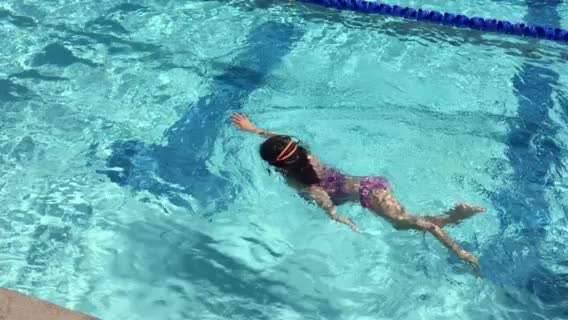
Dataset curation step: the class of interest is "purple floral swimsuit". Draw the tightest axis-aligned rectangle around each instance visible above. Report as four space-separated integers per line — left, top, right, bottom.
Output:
317 166 389 208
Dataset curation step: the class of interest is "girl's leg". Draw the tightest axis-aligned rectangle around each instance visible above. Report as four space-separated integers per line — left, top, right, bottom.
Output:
366 190 480 269
412 217 479 269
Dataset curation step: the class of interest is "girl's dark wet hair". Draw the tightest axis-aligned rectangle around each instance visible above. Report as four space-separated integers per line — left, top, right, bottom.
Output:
259 135 320 185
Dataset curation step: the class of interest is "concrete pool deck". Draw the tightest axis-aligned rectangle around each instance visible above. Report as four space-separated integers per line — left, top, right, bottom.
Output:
0 288 96 320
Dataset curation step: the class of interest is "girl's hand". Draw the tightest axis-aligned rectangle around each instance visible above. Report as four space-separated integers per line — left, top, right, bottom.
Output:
335 216 360 233
349 221 360 233
231 113 258 133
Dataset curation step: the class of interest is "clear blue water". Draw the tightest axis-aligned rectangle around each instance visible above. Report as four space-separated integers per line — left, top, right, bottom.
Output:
1 0 568 319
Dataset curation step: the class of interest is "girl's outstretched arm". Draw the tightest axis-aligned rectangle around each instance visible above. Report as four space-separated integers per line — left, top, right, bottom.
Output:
231 113 279 138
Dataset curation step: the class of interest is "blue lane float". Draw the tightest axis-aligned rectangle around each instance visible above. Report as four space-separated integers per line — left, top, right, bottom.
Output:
299 0 568 43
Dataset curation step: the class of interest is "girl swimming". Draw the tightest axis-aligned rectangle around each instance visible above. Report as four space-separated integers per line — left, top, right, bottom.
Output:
231 113 485 269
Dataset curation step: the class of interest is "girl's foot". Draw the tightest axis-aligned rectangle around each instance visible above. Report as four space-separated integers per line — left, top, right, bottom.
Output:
446 203 485 224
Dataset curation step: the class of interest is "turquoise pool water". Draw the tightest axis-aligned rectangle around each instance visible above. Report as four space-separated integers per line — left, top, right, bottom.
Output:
1 0 568 319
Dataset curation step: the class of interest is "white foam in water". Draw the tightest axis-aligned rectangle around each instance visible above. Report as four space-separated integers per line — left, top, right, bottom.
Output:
0 0 567 319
